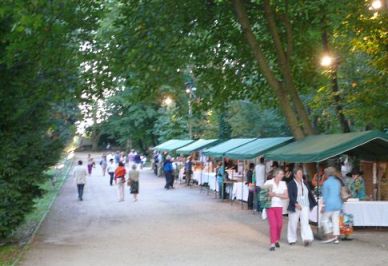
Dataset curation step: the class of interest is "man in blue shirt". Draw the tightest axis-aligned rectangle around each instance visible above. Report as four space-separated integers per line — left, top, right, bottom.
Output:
321 166 343 244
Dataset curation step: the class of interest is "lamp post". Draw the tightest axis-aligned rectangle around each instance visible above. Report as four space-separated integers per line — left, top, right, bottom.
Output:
185 84 196 139
320 54 351 133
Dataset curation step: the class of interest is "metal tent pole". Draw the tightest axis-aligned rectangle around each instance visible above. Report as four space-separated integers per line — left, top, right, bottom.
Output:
241 160 245 209
222 157 225 201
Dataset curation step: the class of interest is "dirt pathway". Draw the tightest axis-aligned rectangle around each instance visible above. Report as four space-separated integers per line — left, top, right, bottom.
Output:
20 153 388 266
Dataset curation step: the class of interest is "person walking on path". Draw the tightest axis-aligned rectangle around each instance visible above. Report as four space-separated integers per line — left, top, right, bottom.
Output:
321 166 343 244
264 169 288 251
100 153 107 176
73 160 87 201
127 164 140 201
163 156 174 189
87 154 95 176
287 168 317 246
107 159 116 186
115 162 126 201
246 163 255 210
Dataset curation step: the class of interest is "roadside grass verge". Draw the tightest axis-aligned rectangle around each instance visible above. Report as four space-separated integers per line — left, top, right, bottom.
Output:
0 156 73 266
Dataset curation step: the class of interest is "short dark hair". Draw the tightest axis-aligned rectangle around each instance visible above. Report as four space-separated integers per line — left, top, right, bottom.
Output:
118 162 124 167
249 163 255 169
109 159 114 162
78 160 83 165
260 157 264 164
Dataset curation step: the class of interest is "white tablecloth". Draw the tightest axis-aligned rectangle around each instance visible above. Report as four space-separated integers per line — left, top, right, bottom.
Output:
310 201 388 226
192 171 217 191
232 182 249 201
343 201 388 226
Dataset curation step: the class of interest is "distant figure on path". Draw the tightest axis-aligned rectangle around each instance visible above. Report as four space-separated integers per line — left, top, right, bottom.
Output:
73 160 87 201
100 153 107 176
87 154 95 176
264 169 288 251
115 162 127 201
128 164 140 201
107 159 116 186
163 156 174 190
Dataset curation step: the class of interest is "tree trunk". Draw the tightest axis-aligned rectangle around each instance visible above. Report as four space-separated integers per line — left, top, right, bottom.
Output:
232 0 314 139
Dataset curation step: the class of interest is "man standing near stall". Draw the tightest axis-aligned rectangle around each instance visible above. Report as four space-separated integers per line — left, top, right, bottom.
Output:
255 157 266 212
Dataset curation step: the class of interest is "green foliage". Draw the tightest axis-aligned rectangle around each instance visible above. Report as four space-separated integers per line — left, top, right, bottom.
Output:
227 101 290 137
0 0 102 238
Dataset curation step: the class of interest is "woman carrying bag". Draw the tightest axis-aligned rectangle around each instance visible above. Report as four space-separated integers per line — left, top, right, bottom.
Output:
128 164 140 202
263 169 288 251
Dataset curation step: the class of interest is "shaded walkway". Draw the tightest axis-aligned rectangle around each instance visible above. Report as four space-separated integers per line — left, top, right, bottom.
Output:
20 153 387 266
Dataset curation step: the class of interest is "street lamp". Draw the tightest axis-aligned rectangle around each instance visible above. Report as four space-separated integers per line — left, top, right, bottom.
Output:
371 0 383 9
370 0 388 10
320 54 335 68
163 96 173 107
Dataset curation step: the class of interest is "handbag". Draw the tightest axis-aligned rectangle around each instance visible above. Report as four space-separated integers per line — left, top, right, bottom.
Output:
341 186 350 201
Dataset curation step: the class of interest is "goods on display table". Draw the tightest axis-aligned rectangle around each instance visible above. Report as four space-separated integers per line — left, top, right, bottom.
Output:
310 199 388 227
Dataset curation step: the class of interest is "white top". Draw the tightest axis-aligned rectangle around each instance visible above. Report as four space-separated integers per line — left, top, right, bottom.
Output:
255 163 266 187
73 165 87 184
264 179 287 208
107 163 117 173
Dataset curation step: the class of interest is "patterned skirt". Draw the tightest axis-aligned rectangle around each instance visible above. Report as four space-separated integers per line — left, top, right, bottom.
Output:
130 181 139 194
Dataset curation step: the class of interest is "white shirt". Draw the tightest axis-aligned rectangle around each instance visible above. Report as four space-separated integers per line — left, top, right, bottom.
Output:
255 163 266 187
107 163 117 173
73 165 87 184
264 179 287 208
295 179 309 208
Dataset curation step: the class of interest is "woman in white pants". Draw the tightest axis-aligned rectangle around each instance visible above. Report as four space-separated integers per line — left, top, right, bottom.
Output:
287 168 317 246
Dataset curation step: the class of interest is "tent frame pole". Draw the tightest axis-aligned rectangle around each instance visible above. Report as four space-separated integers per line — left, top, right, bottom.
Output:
241 160 245 209
222 157 225 201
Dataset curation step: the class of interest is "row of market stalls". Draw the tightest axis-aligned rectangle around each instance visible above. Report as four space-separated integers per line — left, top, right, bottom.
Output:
153 130 388 227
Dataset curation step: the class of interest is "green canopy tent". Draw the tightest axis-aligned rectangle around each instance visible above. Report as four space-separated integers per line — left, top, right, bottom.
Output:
202 138 257 158
176 139 219 155
176 139 220 189
153 139 194 153
265 130 388 232
203 138 257 200
222 137 293 210
225 137 294 160
265 131 388 163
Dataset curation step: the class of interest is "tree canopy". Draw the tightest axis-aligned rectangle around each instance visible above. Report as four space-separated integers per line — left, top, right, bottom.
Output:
0 0 386 238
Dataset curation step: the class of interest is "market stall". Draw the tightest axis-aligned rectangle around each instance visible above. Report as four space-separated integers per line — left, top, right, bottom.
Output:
153 139 194 153
224 137 294 210
203 138 257 199
176 139 219 188
265 130 388 227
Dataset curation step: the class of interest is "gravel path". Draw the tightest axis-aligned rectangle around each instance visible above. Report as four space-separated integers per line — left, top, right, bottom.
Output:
20 153 388 266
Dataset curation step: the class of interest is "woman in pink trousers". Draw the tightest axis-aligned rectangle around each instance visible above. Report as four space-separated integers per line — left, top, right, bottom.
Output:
263 168 289 251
